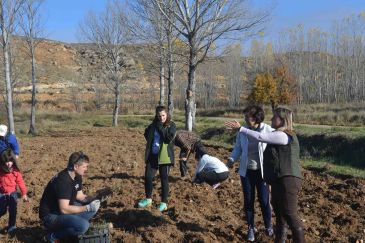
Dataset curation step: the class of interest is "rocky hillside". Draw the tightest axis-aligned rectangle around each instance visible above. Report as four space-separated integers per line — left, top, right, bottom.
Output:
4 38 244 113
0 38 153 112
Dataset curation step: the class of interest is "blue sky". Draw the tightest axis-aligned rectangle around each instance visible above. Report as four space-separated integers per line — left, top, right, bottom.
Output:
42 0 107 43
42 0 365 43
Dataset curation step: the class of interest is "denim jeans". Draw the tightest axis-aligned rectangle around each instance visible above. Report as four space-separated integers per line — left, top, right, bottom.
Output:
0 192 17 228
241 170 272 229
42 210 97 239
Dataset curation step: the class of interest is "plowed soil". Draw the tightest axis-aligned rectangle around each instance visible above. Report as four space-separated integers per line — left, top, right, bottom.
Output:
0 127 364 242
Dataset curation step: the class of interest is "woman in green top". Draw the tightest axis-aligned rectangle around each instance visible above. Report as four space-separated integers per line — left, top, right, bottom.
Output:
138 106 176 212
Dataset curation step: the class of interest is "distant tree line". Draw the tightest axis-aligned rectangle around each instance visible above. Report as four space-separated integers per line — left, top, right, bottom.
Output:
3 1 364 134
249 13 365 105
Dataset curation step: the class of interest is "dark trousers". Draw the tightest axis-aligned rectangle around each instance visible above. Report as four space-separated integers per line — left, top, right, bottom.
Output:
241 170 272 229
196 170 229 186
271 176 305 243
145 154 170 203
0 192 17 228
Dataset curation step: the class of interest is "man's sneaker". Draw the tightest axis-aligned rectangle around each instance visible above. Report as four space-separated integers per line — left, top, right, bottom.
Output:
46 232 60 243
7 225 17 234
266 226 274 237
157 202 167 212
138 198 152 208
212 183 221 189
247 226 257 242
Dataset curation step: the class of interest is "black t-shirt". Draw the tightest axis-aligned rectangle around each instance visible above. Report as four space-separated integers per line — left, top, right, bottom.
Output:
39 169 83 219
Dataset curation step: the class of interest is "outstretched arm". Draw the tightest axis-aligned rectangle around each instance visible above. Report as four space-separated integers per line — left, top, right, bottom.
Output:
239 127 289 145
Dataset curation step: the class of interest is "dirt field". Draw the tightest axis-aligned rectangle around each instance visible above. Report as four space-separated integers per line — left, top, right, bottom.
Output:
0 127 364 242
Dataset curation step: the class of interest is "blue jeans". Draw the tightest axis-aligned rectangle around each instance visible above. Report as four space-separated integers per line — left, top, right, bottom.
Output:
241 170 272 228
42 210 97 239
0 192 17 228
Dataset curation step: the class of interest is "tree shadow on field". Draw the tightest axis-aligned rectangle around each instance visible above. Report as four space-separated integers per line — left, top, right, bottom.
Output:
100 209 166 232
89 172 142 181
110 172 142 180
1 226 46 243
176 221 207 233
168 175 192 183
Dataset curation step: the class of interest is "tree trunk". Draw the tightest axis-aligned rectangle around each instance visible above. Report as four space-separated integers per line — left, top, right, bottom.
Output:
112 77 121 127
185 48 197 131
167 62 174 117
2 32 15 134
29 43 37 135
159 57 165 106
167 35 174 117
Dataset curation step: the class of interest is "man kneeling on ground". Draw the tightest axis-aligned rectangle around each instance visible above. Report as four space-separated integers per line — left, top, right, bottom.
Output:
39 151 101 242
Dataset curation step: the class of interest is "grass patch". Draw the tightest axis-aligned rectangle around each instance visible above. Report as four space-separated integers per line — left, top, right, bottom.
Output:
296 124 365 138
303 159 365 179
197 103 365 126
9 109 365 178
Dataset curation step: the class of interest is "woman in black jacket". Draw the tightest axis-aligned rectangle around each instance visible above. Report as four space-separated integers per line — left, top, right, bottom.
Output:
138 106 176 212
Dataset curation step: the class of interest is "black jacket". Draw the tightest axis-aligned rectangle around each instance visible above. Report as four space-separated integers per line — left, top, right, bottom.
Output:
144 121 176 165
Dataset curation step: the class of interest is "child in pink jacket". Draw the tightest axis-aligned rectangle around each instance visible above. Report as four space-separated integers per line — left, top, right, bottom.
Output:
0 149 28 233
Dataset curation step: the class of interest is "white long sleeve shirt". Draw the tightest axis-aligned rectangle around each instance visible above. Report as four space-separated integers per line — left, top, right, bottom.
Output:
192 154 228 181
239 127 290 145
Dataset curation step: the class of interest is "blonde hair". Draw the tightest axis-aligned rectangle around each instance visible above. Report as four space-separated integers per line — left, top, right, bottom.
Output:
274 107 294 131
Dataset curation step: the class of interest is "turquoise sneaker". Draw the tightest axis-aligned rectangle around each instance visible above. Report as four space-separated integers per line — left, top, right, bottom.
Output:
157 202 167 212
138 198 152 208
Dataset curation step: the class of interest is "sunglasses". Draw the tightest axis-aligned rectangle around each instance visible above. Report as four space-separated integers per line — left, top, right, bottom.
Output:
75 151 88 164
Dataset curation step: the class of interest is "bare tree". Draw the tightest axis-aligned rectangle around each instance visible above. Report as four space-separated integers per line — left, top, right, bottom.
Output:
152 0 268 131
196 58 218 108
0 0 25 134
19 0 44 135
79 0 132 126
129 0 180 116
129 0 166 105
225 43 243 108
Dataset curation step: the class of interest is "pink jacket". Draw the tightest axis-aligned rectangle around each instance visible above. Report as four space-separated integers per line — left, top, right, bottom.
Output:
0 169 27 195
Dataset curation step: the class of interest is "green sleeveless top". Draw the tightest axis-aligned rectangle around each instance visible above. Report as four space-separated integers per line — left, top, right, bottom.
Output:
158 143 171 165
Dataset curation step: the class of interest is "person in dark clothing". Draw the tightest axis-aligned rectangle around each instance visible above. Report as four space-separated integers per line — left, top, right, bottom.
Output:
39 151 103 243
226 107 305 243
138 106 176 212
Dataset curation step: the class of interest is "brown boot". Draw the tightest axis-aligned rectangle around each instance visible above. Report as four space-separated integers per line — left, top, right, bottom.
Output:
274 225 288 243
292 227 305 243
